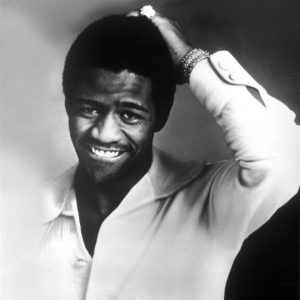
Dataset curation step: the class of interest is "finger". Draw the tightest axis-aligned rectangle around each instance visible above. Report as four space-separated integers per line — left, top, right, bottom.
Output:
127 6 160 19
126 6 168 27
126 10 140 17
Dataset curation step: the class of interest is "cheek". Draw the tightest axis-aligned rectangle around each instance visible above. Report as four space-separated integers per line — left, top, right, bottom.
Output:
123 123 154 150
68 117 92 142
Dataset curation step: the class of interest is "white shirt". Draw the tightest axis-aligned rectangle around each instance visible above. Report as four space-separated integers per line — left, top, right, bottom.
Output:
37 51 300 300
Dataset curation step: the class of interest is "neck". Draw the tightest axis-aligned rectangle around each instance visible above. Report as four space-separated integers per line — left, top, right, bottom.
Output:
75 148 152 217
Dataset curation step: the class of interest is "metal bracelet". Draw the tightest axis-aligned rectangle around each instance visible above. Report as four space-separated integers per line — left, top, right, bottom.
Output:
180 48 210 82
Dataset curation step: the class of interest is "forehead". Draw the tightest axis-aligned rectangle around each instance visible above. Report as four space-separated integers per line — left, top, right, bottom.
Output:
72 68 153 102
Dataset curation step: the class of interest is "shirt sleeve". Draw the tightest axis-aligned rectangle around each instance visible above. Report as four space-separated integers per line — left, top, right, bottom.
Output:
189 51 300 239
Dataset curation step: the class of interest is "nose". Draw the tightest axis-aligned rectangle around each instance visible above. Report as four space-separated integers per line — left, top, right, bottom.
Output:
91 113 122 144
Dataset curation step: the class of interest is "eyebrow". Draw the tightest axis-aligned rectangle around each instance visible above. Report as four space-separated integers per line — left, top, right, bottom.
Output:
76 98 102 107
118 100 150 113
76 98 150 113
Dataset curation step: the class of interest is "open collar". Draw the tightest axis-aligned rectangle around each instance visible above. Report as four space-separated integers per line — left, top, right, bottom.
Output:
41 147 205 223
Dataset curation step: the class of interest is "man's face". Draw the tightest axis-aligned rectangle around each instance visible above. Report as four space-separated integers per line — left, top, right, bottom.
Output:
66 68 157 185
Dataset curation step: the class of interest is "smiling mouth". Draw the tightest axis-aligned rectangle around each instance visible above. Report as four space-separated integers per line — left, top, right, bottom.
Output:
88 145 125 160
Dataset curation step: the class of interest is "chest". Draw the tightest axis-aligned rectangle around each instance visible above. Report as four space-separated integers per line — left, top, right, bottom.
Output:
39 195 240 300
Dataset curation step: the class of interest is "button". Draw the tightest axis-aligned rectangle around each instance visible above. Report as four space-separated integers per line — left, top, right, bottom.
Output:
218 60 232 70
73 258 87 268
229 72 239 81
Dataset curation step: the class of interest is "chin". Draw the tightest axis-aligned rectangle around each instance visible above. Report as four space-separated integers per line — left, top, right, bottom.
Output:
84 159 132 186
90 170 119 185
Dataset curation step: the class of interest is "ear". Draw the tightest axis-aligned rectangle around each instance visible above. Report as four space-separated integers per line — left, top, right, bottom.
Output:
154 108 171 132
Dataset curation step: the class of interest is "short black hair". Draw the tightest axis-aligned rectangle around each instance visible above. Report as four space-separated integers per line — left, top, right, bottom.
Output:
62 14 176 129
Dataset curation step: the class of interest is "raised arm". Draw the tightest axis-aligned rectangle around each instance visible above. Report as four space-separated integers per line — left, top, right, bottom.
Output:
189 53 299 236
128 7 300 238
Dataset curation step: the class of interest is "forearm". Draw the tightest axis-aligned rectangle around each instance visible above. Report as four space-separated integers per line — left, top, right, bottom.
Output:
189 51 300 187
188 50 300 237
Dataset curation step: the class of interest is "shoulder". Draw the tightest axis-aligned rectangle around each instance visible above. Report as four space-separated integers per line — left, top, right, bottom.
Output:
181 158 236 193
41 165 77 223
150 147 233 196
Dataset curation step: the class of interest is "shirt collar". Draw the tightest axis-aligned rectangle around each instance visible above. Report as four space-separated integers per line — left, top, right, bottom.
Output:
41 147 205 223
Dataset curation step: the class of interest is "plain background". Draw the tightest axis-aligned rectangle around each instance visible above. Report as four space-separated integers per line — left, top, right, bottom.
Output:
1 0 299 180
0 0 299 298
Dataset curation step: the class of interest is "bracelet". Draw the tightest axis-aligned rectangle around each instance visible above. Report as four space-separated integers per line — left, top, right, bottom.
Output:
180 48 210 82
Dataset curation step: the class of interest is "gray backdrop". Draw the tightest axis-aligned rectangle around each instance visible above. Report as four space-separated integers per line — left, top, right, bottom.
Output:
0 1 299 297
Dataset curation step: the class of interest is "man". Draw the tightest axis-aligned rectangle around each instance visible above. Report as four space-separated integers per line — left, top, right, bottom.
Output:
39 6 300 300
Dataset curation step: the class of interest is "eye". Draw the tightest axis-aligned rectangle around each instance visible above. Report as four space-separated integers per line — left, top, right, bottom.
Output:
121 111 140 124
79 105 99 117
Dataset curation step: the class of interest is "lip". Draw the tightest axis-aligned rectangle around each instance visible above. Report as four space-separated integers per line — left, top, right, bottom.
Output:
85 145 127 162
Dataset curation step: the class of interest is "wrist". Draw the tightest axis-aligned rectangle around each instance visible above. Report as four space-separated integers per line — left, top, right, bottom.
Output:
177 48 210 84
174 45 193 66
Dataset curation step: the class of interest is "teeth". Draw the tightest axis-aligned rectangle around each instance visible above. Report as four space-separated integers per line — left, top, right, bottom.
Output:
91 147 120 158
